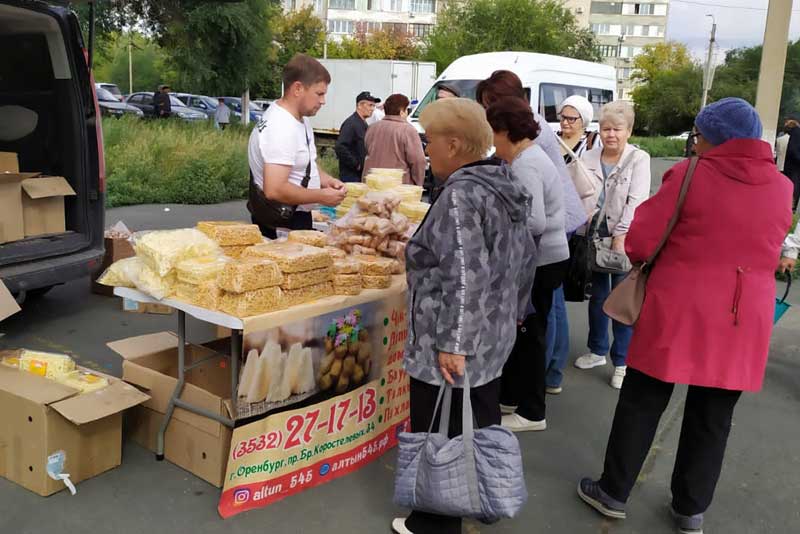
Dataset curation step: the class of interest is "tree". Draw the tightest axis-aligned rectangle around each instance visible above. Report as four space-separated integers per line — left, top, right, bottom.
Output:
272 6 325 64
424 0 600 71
631 65 703 135
631 42 693 83
328 26 421 61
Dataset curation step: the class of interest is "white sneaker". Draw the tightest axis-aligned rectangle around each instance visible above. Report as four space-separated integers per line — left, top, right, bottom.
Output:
502 413 547 432
500 403 518 414
574 353 607 370
546 386 563 395
391 518 413 534
610 366 627 389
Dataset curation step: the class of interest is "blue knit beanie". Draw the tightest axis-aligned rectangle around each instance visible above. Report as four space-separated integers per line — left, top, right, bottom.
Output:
695 97 763 146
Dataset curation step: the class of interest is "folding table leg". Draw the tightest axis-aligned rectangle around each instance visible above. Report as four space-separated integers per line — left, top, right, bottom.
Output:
230 329 241 421
156 310 187 461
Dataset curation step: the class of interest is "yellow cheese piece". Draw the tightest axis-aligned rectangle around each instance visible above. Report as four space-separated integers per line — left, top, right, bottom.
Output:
57 370 109 393
19 350 75 380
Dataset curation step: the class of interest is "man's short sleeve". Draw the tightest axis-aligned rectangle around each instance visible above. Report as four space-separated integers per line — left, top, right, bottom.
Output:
260 116 297 167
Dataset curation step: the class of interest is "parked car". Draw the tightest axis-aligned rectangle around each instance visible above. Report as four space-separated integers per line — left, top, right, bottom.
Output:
0 0 105 299
217 97 262 122
252 99 274 112
174 93 218 119
125 92 208 121
97 87 143 119
96 82 124 101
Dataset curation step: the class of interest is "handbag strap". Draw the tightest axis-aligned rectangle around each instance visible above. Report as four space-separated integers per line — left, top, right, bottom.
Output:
556 134 579 161
587 149 640 239
300 128 312 189
644 156 699 268
780 273 792 304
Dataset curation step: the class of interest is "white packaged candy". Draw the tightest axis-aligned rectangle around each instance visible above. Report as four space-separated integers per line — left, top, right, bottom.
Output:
134 229 220 277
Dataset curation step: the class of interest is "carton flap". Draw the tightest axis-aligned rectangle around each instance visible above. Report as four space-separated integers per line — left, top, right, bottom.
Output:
50 380 150 425
0 280 20 322
21 176 76 199
0 171 39 184
107 332 178 361
0 152 18 172
0 365 78 405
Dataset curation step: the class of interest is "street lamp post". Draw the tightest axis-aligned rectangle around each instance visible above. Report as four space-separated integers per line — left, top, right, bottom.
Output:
617 32 626 99
700 15 717 110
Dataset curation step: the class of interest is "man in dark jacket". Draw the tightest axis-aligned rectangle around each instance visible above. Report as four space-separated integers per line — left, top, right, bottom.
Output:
153 85 172 118
782 116 800 209
335 91 379 182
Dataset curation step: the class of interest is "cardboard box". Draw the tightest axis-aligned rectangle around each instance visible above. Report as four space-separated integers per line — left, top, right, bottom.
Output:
109 332 234 487
122 298 174 315
0 152 39 244
21 176 76 237
0 364 149 496
0 280 20 322
92 236 136 296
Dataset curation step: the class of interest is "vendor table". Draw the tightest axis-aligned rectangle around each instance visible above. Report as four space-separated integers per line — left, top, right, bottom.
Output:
113 278 407 459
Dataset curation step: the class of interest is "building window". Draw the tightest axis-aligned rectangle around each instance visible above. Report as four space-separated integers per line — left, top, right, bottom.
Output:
328 19 355 33
364 21 382 32
590 1 623 14
409 0 434 13
654 4 667 15
409 23 432 37
592 23 610 35
637 3 655 15
329 0 356 9
619 67 632 80
596 45 619 58
387 0 404 11
384 22 408 33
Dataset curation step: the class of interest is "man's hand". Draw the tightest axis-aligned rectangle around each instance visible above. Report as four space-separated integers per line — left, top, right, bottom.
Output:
612 234 626 254
326 178 347 192
779 256 796 274
316 187 347 207
438 352 465 385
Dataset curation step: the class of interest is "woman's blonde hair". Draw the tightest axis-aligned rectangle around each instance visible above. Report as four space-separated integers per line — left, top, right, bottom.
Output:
599 100 635 131
419 98 493 159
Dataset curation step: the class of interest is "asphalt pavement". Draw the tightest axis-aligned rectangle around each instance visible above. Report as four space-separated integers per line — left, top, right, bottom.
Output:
1 157 799 534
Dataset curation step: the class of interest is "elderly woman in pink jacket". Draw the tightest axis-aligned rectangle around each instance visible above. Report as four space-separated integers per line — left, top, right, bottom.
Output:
577 98 793 534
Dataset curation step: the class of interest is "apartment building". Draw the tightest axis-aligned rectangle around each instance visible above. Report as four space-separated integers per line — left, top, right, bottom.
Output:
284 0 437 41
589 1 669 99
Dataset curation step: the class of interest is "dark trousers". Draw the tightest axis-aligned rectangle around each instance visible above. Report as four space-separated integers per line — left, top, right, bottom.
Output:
340 174 362 183
600 368 742 516
500 259 568 422
405 377 501 534
250 210 312 240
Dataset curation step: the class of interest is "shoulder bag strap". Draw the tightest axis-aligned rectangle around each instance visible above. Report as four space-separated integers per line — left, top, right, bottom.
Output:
556 134 579 161
644 156 699 268
300 126 312 189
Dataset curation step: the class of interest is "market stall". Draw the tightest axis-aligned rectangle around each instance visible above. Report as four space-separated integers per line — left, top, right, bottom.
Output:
98 177 428 517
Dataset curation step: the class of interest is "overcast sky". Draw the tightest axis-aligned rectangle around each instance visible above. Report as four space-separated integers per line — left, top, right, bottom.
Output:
667 0 800 60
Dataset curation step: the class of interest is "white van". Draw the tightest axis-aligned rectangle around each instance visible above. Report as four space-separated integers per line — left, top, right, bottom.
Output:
410 51 616 133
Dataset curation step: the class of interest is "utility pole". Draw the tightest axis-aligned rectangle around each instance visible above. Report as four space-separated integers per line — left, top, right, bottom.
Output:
755 0 793 146
127 36 141 96
700 15 716 109
323 0 330 59
616 31 626 100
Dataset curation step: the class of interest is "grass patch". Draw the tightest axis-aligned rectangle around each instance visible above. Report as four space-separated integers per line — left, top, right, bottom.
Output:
631 136 686 158
103 117 252 208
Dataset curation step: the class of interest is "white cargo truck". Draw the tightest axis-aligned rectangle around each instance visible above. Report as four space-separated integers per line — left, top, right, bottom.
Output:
311 59 437 136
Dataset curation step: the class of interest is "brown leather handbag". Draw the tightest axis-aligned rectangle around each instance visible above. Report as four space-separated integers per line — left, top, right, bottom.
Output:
602 156 699 326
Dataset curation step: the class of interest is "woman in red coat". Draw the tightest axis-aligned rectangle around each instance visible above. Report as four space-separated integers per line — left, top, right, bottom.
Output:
577 98 793 534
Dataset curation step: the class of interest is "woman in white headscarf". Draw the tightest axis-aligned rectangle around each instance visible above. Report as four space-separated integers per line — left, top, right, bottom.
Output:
558 95 599 162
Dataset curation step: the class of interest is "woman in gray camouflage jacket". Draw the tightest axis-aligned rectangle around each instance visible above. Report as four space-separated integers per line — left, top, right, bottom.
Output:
391 98 538 534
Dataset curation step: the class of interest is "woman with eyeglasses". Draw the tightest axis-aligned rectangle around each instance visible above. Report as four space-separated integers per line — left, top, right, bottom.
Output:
573 100 651 390
558 95 599 162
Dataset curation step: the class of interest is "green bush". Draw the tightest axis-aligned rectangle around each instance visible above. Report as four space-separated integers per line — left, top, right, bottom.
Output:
103 117 252 207
630 136 686 158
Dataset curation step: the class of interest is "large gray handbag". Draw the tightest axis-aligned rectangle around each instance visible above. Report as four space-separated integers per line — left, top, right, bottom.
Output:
393 371 527 523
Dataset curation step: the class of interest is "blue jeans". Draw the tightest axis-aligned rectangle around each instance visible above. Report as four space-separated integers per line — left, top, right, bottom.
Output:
545 286 569 388
588 271 633 367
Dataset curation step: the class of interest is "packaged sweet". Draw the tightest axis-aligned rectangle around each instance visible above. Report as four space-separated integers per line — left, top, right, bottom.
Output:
398 201 430 222
19 350 76 380
282 282 334 307
365 170 403 191
333 273 362 286
362 274 392 289
352 245 377 256
134 229 220 277
176 255 229 285
333 284 362 296
57 370 109 393
325 246 347 259
222 245 250 259
287 230 329 248
333 258 361 274
220 286 283 317
135 264 177 300
242 241 333 273
195 280 223 310
344 182 369 198
354 255 395 275
96 257 142 288
356 191 402 217
174 280 199 306
391 184 423 203
282 267 334 290
197 221 263 246
218 259 283 293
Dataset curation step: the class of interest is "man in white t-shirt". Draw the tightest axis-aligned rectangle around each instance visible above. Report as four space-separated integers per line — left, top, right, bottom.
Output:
247 54 347 238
